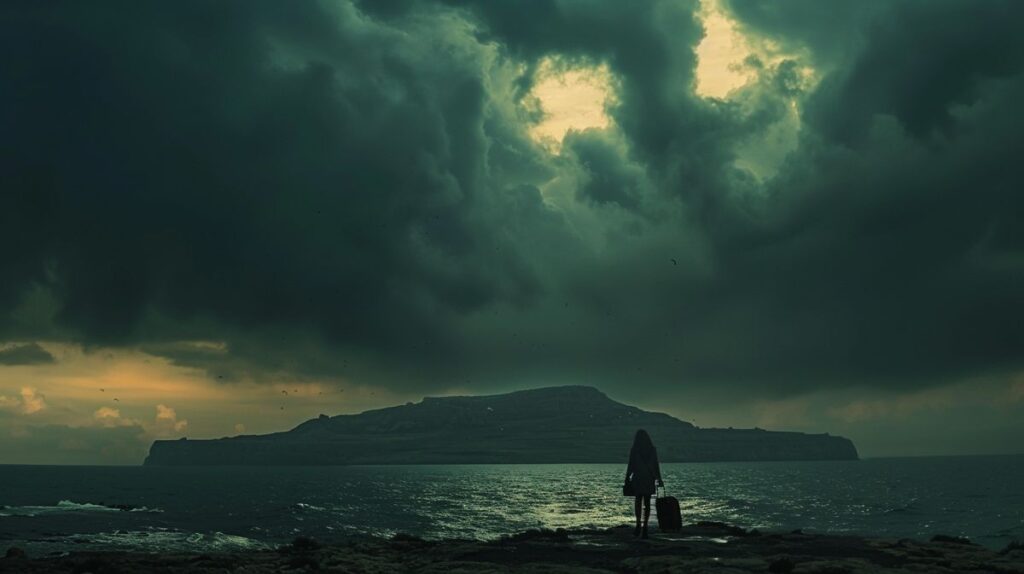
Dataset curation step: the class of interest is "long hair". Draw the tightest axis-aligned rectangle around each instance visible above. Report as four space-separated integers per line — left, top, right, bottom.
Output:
631 429 655 459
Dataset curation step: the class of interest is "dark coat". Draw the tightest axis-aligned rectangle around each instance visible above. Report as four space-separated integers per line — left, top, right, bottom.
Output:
625 447 662 496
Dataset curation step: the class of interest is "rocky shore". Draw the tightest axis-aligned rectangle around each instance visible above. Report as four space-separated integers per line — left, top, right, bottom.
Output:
3 522 1022 573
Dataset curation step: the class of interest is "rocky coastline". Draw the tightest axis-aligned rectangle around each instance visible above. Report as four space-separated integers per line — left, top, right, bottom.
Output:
3 522 1022 573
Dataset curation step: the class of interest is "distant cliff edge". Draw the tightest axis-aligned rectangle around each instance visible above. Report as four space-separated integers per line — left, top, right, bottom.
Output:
144 386 858 465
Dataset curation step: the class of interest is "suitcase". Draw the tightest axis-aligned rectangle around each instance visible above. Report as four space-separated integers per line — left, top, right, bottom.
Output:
655 487 681 531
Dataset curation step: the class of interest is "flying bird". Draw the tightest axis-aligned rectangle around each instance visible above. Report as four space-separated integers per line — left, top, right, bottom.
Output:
113 398 119 402
671 258 677 266
281 390 288 395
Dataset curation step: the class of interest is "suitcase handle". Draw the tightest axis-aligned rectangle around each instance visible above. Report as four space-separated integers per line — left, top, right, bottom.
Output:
656 484 667 498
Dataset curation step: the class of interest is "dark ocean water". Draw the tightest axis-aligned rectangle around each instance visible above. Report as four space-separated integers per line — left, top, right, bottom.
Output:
1 456 1022 555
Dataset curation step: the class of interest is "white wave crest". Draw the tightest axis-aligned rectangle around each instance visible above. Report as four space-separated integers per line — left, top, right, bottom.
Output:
84 529 269 552
0 500 163 516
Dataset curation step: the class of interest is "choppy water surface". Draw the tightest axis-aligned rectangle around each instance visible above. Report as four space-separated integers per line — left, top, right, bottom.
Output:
1 456 1021 554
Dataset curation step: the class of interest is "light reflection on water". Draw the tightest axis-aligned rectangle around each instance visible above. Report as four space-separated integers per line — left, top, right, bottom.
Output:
314 458 1023 547
1 456 1022 552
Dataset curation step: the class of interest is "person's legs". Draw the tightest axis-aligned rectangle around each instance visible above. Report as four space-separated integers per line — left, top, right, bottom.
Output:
641 495 651 538
633 496 642 536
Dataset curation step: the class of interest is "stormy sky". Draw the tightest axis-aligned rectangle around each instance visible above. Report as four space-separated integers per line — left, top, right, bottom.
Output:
2 0 1023 463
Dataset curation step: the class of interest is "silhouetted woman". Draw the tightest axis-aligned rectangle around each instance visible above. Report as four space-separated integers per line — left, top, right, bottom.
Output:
624 429 663 538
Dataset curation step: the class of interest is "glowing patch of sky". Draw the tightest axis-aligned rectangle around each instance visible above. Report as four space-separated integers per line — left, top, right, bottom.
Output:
528 58 614 150
694 0 819 180
694 0 755 99
0 342 414 445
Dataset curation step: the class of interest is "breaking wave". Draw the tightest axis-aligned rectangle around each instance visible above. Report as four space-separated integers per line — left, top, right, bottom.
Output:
88 529 268 552
0 500 163 517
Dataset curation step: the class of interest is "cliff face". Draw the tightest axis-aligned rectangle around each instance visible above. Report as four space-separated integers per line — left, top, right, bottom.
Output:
144 386 858 465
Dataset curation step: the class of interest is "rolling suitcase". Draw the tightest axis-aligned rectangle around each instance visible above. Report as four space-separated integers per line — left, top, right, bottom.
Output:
655 486 681 531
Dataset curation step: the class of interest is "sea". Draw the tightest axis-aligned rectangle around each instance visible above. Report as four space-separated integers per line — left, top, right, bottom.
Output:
1 455 1022 556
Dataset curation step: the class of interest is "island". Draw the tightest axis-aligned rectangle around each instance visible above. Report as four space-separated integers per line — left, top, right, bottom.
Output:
144 385 858 465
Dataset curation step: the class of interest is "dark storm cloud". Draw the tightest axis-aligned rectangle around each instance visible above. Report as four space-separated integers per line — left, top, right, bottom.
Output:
684 0 1024 389
0 343 55 366
0 1 549 371
722 0 891 67
2 0 1023 402
800 0 1024 144
565 131 648 211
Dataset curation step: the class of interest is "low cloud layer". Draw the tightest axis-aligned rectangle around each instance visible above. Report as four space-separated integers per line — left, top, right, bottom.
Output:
0 343 55 366
2 1 1024 458
0 387 46 415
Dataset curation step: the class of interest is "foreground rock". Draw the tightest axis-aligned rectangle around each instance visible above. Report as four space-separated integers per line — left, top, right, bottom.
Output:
4 522 1022 573
146 386 858 465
